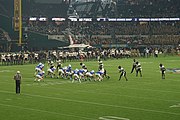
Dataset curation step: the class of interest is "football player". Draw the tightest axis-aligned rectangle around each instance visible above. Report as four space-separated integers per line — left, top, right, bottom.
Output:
159 63 166 79
118 66 128 81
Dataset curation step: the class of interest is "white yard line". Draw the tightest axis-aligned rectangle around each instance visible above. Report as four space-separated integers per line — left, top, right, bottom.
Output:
26 80 180 94
27 84 180 103
71 90 180 103
0 90 180 116
0 103 94 120
0 79 180 94
121 87 180 94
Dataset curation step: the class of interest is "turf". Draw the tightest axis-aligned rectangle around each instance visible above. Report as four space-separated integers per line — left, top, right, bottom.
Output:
0 56 180 120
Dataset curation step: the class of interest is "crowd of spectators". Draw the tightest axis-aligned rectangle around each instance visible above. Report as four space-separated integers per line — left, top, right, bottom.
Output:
27 21 180 35
28 23 62 35
0 30 5 40
0 29 7 52
0 29 10 41
26 20 180 46
1 0 180 50
81 22 180 35
117 0 180 17
0 0 179 18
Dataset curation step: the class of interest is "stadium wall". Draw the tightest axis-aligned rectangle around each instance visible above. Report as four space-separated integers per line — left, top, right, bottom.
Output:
0 15 18 38
0 15 68 51
27 32 68 51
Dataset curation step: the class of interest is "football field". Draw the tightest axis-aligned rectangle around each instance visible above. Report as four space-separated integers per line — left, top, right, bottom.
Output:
0 56 180 120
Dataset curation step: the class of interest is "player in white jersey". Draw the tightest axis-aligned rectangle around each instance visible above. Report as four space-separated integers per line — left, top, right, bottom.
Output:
34 71 45 82
118 66 128 81
57 66 67 78
46 66 56 78
78 69 86 81
56 59 62 71
159 64 166 79
85 70 95 81
95 66 105 81
135 61 142 77
80 62 86 69
72 69 81 83
65 64 73 80
34 63 44 76
98 59 103 70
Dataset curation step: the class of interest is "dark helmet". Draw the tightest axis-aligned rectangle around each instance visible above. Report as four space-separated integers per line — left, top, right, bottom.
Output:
118 66 121 69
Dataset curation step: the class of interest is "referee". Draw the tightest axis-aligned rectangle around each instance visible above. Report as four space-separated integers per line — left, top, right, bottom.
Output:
13 71 22 94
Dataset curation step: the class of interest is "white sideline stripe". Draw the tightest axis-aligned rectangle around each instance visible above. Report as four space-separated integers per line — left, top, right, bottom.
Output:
96 83 180 94
73 90 180 103
0 79 180 94
32 82 180 98
34 81 180 95
34 85 180 103
0 90 180 116
121 87 180 94
0 81 70 86
24 81 70 86
0 103 94 120
0 70 14 72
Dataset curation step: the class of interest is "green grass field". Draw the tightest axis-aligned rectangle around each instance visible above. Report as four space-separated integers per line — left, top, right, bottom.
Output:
0 56 180 120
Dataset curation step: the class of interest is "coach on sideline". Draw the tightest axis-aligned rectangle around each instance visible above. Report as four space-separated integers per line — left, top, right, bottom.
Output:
13 71 22 94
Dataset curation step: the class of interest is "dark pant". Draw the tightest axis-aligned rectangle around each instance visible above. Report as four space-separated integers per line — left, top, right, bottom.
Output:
131 65 136 73
16 80 20 94
136 69 142 77
119 72 128 81
162 71 165 79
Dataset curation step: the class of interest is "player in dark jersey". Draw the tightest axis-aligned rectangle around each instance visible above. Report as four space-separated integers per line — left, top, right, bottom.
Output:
135 61 142 77
159 63 166 79
118 66 128 81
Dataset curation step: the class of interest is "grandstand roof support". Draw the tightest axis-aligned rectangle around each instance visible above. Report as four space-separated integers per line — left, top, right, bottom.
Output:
71 0 117 18
14 0 22 46
18 0 22 46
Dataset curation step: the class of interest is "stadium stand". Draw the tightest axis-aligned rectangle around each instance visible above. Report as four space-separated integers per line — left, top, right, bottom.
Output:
0 28 12 42
117 0 180 17
25 20 180 46
22 0 69 17
0 0 179 51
